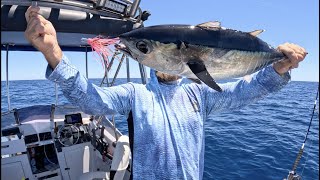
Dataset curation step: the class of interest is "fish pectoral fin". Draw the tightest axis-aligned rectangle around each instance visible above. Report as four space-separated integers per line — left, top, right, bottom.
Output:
248 29 265 36
196 21 221 30
187 61 222 92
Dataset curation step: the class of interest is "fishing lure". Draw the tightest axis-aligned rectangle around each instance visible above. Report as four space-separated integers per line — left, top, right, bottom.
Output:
81 36 119 69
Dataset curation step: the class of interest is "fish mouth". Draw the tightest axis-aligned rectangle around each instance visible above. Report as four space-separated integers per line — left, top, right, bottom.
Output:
115 43 133 57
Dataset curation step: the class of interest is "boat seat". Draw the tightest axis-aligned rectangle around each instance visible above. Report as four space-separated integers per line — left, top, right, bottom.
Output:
79 135 131 180
110 135 131 180
79 171 110 180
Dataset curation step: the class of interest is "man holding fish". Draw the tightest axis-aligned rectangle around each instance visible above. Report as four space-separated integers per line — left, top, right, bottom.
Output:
25 6 307 180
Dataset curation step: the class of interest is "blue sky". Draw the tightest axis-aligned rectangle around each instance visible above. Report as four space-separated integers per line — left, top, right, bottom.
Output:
1 0 319 82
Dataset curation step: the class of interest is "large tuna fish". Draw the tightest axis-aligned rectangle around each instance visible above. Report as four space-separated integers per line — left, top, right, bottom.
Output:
115 21 285 92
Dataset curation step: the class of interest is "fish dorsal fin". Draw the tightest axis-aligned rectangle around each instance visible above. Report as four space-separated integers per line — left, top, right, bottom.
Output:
249 29 265 36
196 21 221 30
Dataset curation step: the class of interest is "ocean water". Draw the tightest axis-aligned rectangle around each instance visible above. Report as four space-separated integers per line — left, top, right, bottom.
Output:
1 79 319 180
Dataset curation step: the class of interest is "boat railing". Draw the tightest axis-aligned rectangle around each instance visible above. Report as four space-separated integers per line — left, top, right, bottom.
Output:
1 0 143 20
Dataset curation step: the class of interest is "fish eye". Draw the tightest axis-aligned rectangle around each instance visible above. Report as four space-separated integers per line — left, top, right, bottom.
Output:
136 41 150 54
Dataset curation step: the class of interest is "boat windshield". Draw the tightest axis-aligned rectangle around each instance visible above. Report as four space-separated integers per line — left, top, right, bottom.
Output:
1 105 90 128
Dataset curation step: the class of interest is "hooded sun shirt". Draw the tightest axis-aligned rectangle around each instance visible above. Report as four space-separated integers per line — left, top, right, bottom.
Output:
46 55 290 180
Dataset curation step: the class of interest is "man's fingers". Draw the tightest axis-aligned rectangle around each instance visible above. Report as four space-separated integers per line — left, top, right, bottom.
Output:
25 6 40 22
279 58 292 68
25 15 53 44
278 43 308 62
292 63 299 69
285 43 308 58
274 42 307 74
26 15 42 33
35 23 46 35
295 51 307 59
29 13 48 25
277 56 301 71
296 54 305 62
278 45 298 61
273 58 292 74
287 43 306 54
27 14 49 34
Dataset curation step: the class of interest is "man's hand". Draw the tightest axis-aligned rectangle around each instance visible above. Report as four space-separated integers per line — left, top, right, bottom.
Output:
25 6 62 69
273 43 307 75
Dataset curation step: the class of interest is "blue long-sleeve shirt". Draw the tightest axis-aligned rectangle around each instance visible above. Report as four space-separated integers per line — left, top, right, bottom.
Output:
46 55 290 180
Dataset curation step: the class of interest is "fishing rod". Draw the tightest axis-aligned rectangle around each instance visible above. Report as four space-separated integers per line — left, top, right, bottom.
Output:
284 84 319 180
